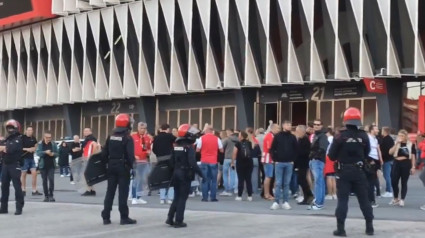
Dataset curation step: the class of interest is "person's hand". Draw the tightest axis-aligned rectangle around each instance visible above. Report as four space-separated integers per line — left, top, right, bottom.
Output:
410 167 416 175
135 156 140 160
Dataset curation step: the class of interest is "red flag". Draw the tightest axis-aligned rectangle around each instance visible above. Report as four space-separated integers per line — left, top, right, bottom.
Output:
363 78 387 94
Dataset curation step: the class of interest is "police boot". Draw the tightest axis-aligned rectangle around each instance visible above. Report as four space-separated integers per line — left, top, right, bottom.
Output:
120 217 137 225
174 222 187 228
366 220 374 236
14 209 22 215
165 217 175 226
333 220 347 237
0 206 8 214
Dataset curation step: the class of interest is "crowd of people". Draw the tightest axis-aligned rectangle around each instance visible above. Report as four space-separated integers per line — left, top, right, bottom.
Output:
1 117 425 216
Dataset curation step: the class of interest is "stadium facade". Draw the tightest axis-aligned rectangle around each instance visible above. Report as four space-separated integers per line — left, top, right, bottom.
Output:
0 0 424 144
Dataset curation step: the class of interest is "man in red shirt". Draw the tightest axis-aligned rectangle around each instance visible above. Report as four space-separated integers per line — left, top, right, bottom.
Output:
262 124 280 200
131 122 151 205
196 126 223 202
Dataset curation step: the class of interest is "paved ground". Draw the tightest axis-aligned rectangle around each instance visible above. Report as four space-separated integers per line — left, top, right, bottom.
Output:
1 172 424 237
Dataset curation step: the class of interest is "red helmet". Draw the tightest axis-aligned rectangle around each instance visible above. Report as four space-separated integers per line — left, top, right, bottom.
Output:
5 119 21 131
343 107 362 126
178 124 200 139
115 113 131 128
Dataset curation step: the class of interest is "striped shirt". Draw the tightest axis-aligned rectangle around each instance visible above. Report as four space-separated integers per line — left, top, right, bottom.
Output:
262 132 274 163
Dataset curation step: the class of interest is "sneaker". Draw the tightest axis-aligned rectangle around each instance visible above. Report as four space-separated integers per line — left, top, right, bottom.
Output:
43 197 50 202
160 200 165 204
66 174 71 177
167 200 173 204
247 196 253 202
137 198 148 204
173 222 187 228
382 192 393 198
103 219 111 225
235 196 242 201
270 202 281 210
49 197 56 202
120 218 137 225
70 181 76 185
420 205 425 211
60 175 65 178
296 196 304 203
196 191 202 196
371 201 379 208
308 203 324 210
282 202 291 210
188 192 195 198
332 195 338 200
131 198 138 205
32 191 43 196
90 190 96 196
325 195 333 200
22 191 26 197
81 191 91 196
292 193 299 199
211 199 219 202
398 200 405 207
389 199 399 206
220 191 232 196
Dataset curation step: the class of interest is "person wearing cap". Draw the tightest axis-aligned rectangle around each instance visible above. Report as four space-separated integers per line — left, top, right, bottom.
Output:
101 113 137 225
328 108 374 236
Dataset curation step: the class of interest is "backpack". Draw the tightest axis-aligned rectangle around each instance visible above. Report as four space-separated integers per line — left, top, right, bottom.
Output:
240 141 252 160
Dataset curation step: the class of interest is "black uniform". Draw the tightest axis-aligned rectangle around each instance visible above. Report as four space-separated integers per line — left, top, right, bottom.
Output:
328 126 374 233
101 128 135 221
0 132 25 214
167 138 203 226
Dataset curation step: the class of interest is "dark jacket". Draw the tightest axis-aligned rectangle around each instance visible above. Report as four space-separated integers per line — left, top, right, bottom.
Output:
295 136 311 169
82 134 97 150
102 128 135 168
328 126 371 164
70 142 83 159
58 145 70 166
270 131 298 163
153 132 176 157
380 135 395 162
310 129 329 162
36 141 58 169
3 132 23 165
173 138 203 179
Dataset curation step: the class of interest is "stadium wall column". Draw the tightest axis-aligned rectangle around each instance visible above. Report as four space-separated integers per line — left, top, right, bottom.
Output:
63 104 82 137
235 88 256 129
376 79 402 130
136 97 156 133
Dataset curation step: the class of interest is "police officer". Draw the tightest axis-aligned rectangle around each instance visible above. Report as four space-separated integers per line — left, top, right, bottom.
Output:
0 120 25 215
101 113 136 225
166 124 204 228
328 108 374 236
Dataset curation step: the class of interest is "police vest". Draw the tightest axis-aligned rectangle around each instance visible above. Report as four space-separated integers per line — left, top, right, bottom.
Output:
4 134 23 165
339 131 367 163
173 145 191 169
108 135 128 160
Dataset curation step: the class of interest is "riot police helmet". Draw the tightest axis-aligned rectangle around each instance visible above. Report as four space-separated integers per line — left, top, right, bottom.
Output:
343 107 362 127
115 113 134 129
5 119 21 134
178 124 200 142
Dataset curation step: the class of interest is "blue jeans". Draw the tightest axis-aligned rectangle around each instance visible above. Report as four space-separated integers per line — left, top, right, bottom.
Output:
201 163 218 200
383 161 393 193
310 160 325 206
132 163 150 198
274 162 294 203
160 187 174 200
290 170 299 195
60 166 69 175
251 158 259 194
223 159 237 193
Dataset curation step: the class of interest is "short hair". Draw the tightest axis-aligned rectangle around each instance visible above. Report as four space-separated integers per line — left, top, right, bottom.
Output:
26 126 33 130
138 122 147 128
368 125 377 133
246 127 254 134
314 119 322 124
326 127 334 136
283 120 292 125
160 124 170 130
240 131 248 139
257 128 265 134
296 125 306 132
382 127 391 134
398 129 408 137
44 131 52 135
226 128 234 133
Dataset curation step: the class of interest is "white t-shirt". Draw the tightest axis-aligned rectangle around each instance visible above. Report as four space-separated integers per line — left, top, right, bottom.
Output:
326 136 334 154
368 134 379 160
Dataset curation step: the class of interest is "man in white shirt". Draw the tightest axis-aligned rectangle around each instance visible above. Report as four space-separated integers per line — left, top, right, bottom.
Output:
367 125 383 208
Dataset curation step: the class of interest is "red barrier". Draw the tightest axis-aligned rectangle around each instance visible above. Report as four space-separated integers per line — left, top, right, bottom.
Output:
0 0 55 29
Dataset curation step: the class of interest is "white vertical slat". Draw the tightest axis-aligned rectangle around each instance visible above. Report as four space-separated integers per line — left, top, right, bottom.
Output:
32 24 48 106
0 34 8 110
42 21 59 105
405 0 425 75
280 0 303 84
13 30 26 108
53 18 71 103
145 0 170 94
76 13 95 101
22 27 37 107
4 32 17 109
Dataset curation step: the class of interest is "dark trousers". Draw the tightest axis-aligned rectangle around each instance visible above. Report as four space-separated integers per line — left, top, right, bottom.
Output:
41 167 55 197
366 160 380 203
391 159 411 200
168 170 191 223
298 167 313 199
1 163 24 211
259 162 265 186
102 162 130 220
236 165 253 197
335 166 373 224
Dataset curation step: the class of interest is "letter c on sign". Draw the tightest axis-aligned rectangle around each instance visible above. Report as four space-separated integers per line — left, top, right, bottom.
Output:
370 81 376 90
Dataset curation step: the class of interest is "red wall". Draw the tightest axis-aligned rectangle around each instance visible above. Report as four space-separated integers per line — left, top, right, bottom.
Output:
419 96 425 134
0 0 55 28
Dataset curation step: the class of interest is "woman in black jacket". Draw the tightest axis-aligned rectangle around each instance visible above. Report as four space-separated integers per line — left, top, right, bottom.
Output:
58 141 70 177
232 131 254 201
295 125 313 205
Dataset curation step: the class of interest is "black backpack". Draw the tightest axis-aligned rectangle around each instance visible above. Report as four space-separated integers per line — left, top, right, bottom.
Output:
240 141 252 160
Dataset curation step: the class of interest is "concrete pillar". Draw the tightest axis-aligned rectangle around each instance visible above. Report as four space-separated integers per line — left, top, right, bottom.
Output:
235 88 256 130
63 104 82 138
136 97 156 133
